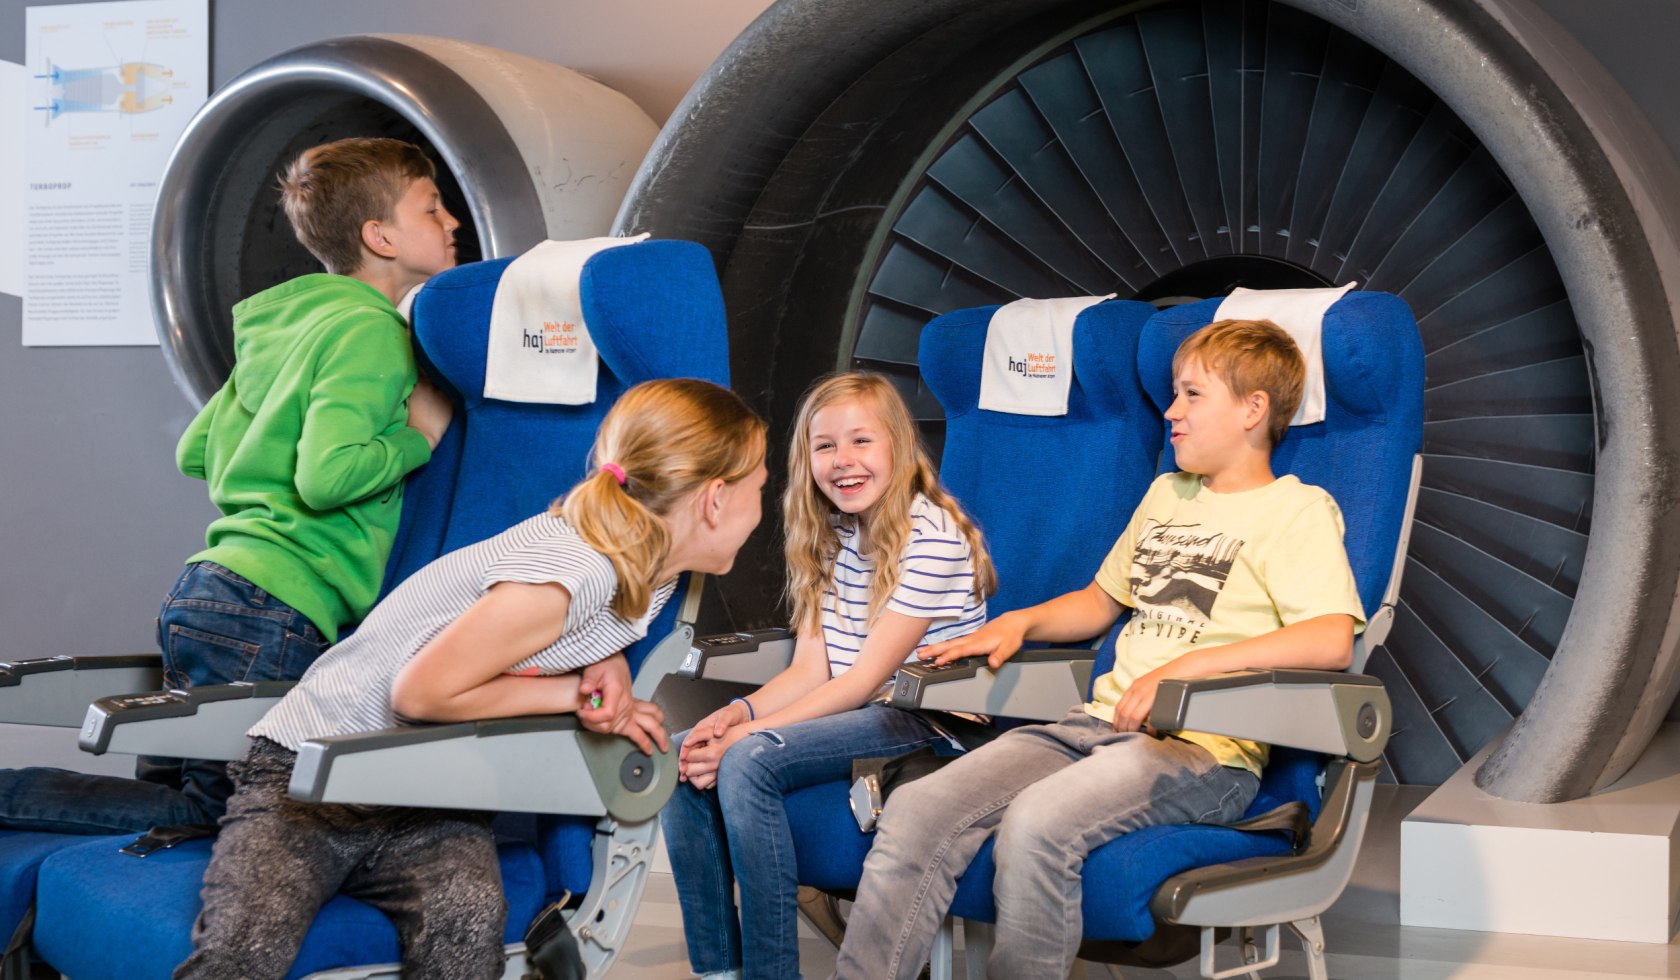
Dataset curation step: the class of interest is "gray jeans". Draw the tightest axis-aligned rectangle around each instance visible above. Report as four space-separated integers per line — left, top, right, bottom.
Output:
836 709 1259 979
174 738 507 980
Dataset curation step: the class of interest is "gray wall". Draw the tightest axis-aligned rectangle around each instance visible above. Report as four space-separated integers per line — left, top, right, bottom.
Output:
0 0 773 769
1529 0 1680 166
1 0 1677 771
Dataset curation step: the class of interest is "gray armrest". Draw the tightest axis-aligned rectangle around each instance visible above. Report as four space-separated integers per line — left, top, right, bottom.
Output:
886 649 1094 722
289 717 675 822
675 628 795 684
1349 454 1421 671
78 680 295 760
0 655 164 727
1148 670 1391 763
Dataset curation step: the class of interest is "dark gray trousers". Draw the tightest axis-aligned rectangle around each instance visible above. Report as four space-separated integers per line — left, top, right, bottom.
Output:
174 738 507 980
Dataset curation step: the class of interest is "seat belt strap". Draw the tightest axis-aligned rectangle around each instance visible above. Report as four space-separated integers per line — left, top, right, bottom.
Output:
1220 801 1311 854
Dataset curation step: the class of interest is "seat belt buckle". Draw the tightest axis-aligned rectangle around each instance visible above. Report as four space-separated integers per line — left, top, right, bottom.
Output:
849 772 884 833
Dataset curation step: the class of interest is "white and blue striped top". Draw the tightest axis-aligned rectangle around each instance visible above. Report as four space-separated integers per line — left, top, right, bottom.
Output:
249 512 675 751
823 493 987 678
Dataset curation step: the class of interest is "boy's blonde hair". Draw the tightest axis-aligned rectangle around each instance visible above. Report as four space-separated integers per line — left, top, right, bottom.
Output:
783 373 997 635
1172 318 1306 447
278 137 437 275
555 379 766 620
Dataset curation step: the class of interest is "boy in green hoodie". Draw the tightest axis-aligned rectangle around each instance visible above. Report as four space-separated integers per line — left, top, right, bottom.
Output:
0 138 457 835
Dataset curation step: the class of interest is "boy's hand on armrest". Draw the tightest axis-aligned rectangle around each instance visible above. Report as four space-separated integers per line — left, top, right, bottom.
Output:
1111 657 1205 734
920 582 1125 669
920 612 1028 668
407 373 453 449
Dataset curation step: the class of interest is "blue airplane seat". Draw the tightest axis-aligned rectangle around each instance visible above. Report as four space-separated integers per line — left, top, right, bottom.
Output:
0 832 86 964
0 300 470 969
781 297 1165 899
28 238 730 980
25 836 547 978
937 290 1423 978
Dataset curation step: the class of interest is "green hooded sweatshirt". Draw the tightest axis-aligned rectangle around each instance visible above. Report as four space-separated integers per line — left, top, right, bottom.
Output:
177 274 433 642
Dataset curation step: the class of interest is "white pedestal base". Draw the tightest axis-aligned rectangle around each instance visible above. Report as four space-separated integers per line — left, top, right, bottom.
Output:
1400 723 1680 943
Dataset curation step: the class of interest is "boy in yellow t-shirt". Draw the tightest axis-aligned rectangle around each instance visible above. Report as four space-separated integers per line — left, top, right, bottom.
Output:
835 319 1366 980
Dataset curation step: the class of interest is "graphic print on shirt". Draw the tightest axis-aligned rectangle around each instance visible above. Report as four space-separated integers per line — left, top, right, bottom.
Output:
1128 520 1244 643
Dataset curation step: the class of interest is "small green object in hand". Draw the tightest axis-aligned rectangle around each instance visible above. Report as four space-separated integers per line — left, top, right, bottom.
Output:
588 690 603 710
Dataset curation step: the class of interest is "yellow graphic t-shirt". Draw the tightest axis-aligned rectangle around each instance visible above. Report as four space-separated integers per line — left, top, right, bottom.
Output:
1086 472 1367 776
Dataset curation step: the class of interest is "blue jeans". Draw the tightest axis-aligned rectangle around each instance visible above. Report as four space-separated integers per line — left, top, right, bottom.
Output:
0 561 327 834
836 709 1260 979
663 703 947 980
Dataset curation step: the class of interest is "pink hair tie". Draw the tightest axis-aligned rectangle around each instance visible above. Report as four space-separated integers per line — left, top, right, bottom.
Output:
600 462 627 486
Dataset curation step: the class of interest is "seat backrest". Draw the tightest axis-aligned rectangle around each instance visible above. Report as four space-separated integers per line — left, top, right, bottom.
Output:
919 300 1163 620
379 396 465 599
383 244 729 599
408 239 729 574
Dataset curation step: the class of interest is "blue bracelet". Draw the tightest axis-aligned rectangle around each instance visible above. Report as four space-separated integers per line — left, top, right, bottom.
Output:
730 696 755 721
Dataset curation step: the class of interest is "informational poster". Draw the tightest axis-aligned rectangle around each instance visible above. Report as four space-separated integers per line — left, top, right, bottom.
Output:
22 0 208 346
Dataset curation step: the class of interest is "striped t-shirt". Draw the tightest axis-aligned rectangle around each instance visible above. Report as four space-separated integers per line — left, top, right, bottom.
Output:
823 494 986 677
250 512 676 751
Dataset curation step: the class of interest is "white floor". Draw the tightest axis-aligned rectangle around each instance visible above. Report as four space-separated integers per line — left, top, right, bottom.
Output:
611 786 1680 979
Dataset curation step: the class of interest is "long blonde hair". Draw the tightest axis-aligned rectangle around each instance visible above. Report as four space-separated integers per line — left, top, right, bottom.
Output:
783 373 996 635
556 379 766 619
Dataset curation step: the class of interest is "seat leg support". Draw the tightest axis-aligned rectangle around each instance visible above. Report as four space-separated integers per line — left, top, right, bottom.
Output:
794 886 848 950
2 905 34 980
960 919 992 980
930 916 954 980
564 815 660 977
1199 922 1279 980
1288 916 1328 980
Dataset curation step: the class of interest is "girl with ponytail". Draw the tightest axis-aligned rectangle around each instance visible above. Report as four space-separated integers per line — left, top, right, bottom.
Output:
177 379 767 980
664 372 996 980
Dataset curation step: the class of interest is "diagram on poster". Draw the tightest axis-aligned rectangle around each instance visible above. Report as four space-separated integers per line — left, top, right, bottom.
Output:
39 59 178 118
23 0 207 346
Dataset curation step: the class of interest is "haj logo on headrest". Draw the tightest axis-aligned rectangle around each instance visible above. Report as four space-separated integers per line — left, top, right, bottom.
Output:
523 320 581 356
1007 352 1057 379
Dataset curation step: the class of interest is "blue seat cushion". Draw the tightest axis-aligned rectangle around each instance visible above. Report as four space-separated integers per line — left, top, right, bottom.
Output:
788 780 872 893
948 747 1323 938
0 831 87 941
536 815 596 901
947 818 1294 938
33 834 547 979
